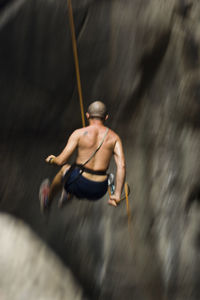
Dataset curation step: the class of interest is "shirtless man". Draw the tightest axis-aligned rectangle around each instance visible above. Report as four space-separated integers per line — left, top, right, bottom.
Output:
39 101 126 211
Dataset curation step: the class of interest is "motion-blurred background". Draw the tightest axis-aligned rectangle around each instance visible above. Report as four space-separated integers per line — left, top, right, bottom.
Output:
1 0 200 299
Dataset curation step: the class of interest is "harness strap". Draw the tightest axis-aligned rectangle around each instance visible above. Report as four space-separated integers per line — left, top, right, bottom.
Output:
82 127 109 167
75 164 107 176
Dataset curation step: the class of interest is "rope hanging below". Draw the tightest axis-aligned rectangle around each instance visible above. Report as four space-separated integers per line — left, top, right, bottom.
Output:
67 0 86 127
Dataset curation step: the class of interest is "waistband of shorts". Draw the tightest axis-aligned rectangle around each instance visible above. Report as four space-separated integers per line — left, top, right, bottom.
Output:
74 163 107 176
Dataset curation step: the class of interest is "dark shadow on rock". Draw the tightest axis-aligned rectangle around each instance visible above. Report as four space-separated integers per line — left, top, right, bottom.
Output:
183 31 199 71
121 30 171 121
73 7 88 40
0 0 13 10
179 81 200 129
185 185 200 212
175 0 193 19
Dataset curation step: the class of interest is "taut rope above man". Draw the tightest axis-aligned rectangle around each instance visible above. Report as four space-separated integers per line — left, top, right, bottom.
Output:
39 101 126 212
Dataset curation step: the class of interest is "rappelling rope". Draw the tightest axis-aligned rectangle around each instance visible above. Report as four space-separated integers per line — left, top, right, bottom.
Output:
67 0 131 223
67 0 86 127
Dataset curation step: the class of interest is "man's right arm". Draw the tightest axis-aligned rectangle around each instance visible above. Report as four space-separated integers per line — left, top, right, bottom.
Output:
45 130 80 166
110 136 126 205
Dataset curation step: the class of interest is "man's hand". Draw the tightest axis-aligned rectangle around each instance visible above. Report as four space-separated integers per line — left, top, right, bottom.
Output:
108 194 121 207
45 155 56 164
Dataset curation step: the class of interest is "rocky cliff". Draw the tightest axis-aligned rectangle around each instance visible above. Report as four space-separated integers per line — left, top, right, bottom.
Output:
1 0 200 299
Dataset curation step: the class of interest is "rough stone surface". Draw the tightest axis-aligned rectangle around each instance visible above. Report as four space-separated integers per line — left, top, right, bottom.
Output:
0 213 82 300
1 0 200 299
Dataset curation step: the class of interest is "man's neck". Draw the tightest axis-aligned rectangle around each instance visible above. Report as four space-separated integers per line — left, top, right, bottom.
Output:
89 119 104 126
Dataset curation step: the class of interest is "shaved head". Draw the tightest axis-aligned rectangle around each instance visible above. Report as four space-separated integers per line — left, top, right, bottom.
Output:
87 101 107 119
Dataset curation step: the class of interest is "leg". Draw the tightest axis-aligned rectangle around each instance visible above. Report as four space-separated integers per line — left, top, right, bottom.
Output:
48 164 71 205
39 164 71 213
57 164 74 208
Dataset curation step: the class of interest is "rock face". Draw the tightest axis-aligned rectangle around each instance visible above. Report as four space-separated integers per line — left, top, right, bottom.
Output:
0 213 82 300
1 0 200 299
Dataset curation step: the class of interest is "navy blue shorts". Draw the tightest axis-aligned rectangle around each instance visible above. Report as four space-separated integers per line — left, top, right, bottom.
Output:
63 167 108 200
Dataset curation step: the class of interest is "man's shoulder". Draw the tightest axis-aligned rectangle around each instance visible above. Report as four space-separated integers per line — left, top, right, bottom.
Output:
108 128 120 140
69 128 82 139
71 126 90 137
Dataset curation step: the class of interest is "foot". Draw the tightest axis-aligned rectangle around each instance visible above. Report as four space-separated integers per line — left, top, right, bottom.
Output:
58 189 72 208
39 179 50 213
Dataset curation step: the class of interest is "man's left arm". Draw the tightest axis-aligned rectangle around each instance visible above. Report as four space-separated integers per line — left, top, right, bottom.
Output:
45 130 79 166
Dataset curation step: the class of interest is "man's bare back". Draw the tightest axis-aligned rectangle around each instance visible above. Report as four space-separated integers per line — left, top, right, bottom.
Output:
76 125 120 180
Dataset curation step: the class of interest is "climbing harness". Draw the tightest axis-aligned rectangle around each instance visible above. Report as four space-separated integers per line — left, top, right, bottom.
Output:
67 0 131 218
108 173 115 195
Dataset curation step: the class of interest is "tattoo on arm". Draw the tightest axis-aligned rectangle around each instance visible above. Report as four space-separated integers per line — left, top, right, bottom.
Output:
83 131 88 136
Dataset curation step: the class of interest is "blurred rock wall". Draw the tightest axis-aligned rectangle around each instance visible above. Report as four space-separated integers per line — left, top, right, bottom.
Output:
0 213 82 300
1 0 200 299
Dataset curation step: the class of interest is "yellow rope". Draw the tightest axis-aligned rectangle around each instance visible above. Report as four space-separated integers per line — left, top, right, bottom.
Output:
67 0 86 127
108 186 111 198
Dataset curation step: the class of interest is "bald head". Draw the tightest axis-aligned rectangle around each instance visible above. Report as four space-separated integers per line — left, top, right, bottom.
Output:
87 101 108 119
